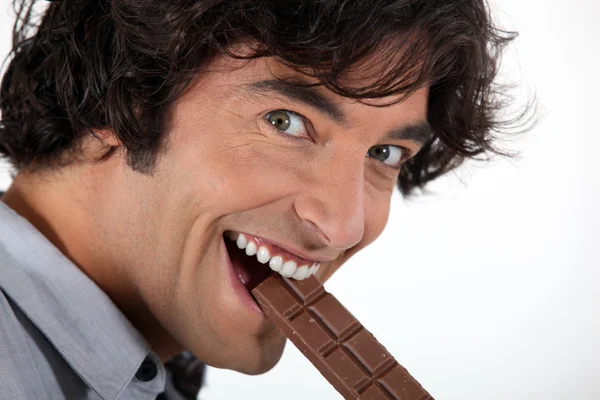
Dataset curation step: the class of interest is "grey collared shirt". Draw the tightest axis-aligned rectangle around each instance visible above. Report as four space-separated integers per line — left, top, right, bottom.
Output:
0 200 181 399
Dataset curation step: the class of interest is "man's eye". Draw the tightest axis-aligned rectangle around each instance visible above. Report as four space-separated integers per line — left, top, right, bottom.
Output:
265 110 309 138
367 145 407 169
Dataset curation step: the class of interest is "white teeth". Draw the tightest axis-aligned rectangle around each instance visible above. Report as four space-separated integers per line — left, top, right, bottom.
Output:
245 241 257 256
229 232 322 280
292 265 309 280
280 261 297 277
269 256 283 272
236 234 248 249
256 246 270 264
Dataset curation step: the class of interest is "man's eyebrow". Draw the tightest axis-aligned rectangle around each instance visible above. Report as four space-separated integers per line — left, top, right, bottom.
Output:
245 79 435 146
245 79 347 125
384 121 435 146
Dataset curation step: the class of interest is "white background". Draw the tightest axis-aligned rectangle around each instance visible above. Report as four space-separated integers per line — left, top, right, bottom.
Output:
1 0 598 399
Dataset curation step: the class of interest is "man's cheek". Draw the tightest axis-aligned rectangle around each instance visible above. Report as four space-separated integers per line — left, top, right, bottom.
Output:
220 148 306 202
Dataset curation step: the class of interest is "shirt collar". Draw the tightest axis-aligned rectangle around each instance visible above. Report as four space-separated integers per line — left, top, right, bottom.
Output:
0 201 166 399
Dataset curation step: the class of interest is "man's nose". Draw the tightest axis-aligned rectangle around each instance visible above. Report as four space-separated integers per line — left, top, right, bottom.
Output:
293 156 365 251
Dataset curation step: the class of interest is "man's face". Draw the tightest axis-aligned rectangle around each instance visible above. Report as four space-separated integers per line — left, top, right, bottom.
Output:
99 54 429 374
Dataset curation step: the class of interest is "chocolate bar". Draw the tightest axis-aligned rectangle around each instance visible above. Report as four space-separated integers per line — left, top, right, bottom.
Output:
251 274 434 400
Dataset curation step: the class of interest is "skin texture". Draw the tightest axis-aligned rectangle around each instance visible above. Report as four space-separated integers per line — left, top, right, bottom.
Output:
1 53 429 375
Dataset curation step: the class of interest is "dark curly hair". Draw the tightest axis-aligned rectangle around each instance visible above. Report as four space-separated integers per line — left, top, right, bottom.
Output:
0 0 531 196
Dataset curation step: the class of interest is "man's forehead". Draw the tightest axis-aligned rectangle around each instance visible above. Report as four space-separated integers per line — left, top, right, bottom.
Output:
228 56 426 107
210 38 426 95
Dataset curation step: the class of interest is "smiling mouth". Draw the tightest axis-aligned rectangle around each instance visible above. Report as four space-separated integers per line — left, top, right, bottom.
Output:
223 231 322 292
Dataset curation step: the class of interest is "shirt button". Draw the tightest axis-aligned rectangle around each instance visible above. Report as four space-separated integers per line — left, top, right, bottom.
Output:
135 358 158 382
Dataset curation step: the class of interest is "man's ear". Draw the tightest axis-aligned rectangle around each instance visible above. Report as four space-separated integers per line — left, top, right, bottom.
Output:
91 129 122 148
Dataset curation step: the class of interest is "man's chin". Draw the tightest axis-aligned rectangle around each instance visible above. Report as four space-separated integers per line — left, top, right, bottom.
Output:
235 328 287 375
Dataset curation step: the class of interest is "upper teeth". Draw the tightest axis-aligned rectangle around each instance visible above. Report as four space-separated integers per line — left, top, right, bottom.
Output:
229 232 320 280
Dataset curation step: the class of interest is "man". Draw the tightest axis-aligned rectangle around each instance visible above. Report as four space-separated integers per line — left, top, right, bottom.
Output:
0 0 523 399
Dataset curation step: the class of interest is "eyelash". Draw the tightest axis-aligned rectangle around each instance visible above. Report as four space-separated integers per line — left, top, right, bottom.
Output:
263 109 412 170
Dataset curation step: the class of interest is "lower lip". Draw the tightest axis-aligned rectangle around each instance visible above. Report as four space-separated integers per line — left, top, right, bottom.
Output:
222 237 265 317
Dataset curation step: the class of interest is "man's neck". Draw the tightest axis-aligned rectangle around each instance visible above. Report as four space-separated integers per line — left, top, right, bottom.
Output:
2 171 84 263
2 170 185 362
